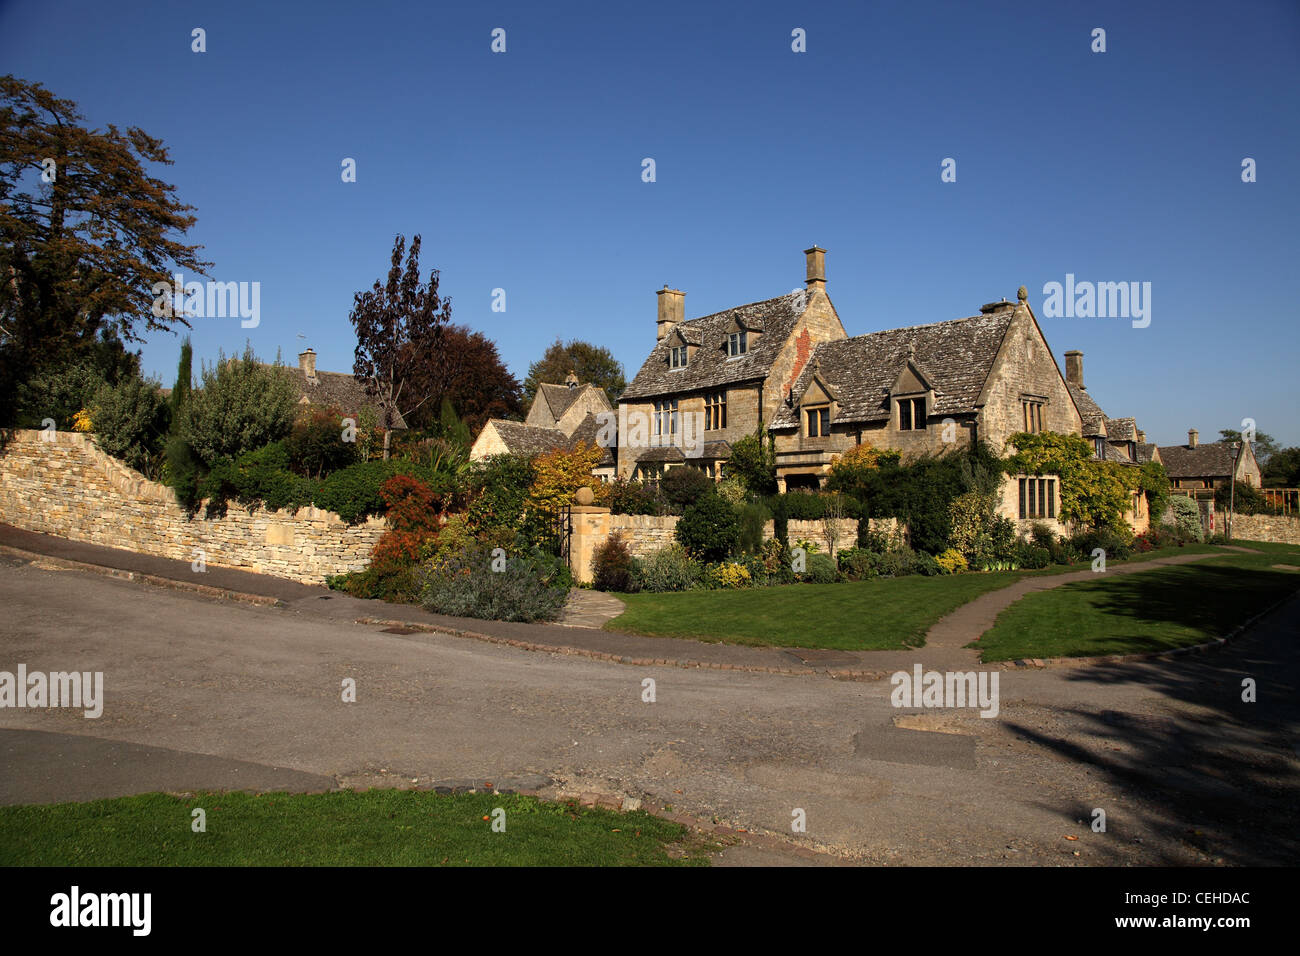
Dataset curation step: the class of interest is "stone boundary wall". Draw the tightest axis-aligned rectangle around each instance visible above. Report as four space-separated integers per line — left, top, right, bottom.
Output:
1216 510 1300 545
0 430 385 584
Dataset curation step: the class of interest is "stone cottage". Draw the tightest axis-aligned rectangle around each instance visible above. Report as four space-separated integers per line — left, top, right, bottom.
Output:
284 348 407 428
471 372 616 478
1157 429 1261 499
617 247 849 480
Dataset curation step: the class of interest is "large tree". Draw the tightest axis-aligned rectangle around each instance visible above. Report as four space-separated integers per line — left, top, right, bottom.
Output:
522 338 625 406
0 75 208 409
1218 427 1280 467
349 234 451 458
401 323 522 434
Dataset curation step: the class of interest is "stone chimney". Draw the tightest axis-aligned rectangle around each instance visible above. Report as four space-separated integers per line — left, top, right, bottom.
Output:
1064 350 1084 389
1137 429 1146 444
298 348 317 381
1188 428 1198 448
656 286 685 342
565 369 579 389
804 246 826 293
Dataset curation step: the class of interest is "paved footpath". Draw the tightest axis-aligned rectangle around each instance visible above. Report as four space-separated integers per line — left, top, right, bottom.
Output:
0 523 1242 677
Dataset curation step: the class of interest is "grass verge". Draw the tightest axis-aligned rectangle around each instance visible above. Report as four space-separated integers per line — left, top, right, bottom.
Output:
975 542 1300 662
0 789 714 867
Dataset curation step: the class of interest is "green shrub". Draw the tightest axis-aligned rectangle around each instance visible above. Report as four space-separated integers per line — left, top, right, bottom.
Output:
660 467 713 511
1014 542 1052 569
768 490 858 521
89 376 170 478
285 407 357 478
714 477 748 508
466 454 535 534
177 345 298 466
799 552 839 584
1163 496 1204 542
725 431 777 496
592 533 637 593
913 552 942 576
603 477 664 516
837 547 878 581
422 544 571 622
15 361 106 430
1070 524 1135 561
630 544 701 592
676 491 741 562
737 501 771 555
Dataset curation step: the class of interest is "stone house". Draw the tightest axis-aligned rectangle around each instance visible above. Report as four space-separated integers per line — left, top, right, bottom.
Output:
284 348 407 428
471 372 616 478
1157 429 1261 501
617 247 848 480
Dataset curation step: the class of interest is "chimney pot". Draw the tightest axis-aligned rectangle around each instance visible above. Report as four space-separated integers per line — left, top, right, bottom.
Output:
1064 350 1084 389
656 287 685 341
1188 428 1198 448
804 246 826 291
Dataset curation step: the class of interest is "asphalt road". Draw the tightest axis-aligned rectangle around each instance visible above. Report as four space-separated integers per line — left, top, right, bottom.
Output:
2 554 1297 865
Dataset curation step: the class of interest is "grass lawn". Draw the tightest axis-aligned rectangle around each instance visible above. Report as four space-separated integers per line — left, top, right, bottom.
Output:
603 543 1223 651
609 570 1030 650
975 542 1300 662
0 789 714 867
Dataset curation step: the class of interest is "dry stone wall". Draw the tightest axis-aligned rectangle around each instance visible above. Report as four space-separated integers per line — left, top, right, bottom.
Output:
0 429 384 585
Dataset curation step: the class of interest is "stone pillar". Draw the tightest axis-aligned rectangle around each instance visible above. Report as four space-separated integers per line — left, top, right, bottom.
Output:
569 486 611 585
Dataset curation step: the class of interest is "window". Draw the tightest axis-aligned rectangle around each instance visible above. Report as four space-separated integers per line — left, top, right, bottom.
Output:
1132 493 1144 518
727 330 748 357
705 391 727 431
669 345 688 369
806 405 831 438
1018 477 1057 519
653 399 678 437
1023 401 1044 433
1094 437 1105 457
898 397 926 431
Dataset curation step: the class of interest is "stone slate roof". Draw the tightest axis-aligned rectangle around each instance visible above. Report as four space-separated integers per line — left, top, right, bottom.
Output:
1066 382 1108 437
621 291 809 401
636 445 687 464
567 412 616 467
1156 442 1239 479
769 311 1014 429
483 420 570 456
1136 443 1158 464
535 382 610 422
1105 417 1137 442
280 366 408 429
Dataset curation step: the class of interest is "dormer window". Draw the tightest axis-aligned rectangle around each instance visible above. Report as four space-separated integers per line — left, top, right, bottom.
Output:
806 405 831 438
1094 437 1105 457
727 331 748 357
898 397 926 431
669 344 688 369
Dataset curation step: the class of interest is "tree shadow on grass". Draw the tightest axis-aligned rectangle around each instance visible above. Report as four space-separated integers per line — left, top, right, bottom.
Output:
1003 586 1300 865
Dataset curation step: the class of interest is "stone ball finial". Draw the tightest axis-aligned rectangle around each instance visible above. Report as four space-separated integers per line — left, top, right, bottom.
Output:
1017 285 1028 302
575 486 594 506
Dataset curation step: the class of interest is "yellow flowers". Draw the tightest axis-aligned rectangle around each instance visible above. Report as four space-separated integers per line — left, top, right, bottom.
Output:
707 562 752 589
71 408 93 432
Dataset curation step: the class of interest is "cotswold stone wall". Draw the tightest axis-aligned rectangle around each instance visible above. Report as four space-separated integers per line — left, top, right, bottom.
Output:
1217 511 1300 545
0 430 385 584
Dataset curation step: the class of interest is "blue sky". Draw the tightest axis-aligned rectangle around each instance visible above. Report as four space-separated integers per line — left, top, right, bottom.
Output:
4 0 1297 446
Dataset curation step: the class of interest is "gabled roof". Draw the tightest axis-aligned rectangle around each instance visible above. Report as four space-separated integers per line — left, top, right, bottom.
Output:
1136 443 1159 464
1066 382 1107 437
1156 442 1240 479
567 412 616 467
536 383 585 421
769 311 1014 428
482 420 570 456
281 366 408 429
621 291 809 400
1105 417 1137 442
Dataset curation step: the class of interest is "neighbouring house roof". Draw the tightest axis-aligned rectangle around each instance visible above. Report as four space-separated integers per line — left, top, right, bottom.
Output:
567 412 616 467
635 445 687 464
769 311 1014 429
1156 442 1241 479
1136 443 1159 464
481 419 571 456
535 382 611 423
276 365 408 429
1066 382 1108 437
621 291 810 401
